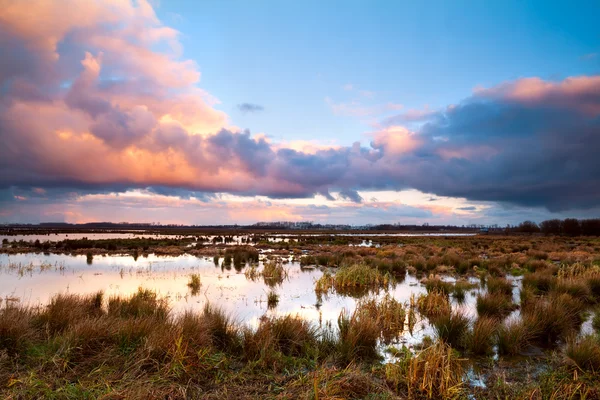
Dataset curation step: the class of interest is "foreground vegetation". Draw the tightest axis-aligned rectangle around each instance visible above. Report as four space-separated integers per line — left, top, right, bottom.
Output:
1 287 600 399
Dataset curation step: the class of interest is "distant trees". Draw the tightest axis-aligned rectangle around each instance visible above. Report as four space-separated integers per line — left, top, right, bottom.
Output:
517 220 540 234
540 219 561 235
535 218 600 236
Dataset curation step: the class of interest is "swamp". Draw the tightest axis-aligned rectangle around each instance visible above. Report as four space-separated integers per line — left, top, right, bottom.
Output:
1 230 600 399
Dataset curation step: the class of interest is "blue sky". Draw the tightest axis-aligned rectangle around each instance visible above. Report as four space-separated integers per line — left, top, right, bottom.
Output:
157 0 599 144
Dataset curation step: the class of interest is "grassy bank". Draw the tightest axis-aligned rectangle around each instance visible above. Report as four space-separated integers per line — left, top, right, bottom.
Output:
1 288 600 399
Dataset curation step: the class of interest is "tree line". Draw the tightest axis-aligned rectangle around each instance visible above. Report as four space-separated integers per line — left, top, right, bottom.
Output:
515 218 600 236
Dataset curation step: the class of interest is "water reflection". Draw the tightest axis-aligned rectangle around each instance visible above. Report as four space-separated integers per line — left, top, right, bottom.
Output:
0 252 459 348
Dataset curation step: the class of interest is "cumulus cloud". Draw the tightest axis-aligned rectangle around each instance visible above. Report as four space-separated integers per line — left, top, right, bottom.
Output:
1 0 600 219
237 103 265 113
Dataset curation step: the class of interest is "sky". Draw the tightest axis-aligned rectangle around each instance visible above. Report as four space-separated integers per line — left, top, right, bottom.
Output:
0 0 599 226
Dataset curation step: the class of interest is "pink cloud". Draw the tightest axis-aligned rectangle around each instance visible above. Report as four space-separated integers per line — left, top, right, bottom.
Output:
475 76 600 115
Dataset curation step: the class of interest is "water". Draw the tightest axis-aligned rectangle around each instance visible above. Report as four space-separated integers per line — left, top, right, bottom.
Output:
0 233 186 246
0 232 475 248
0 252 479 349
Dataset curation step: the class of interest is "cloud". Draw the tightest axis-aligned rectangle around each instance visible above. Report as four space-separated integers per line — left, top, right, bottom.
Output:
338 189 363 203
457 206 476 211
1 0 600 220
237 103 265 113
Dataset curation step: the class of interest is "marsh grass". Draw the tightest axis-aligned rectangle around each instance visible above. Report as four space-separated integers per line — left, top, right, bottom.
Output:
262 260 288 286
336 309 380 365
486 276 513 296
564 335 600 372
0 304 33 355
334 263 391 289
469 317 498 356
523 270 557 294
243 315 318 362
108 288 168 319
522 294 585 345
356 295 405 343
187 273 201 295
497 318 533 356
201 303 240 351
424 277 453 295
417 289 451 319
476 292 517 319
386 341 464 399
315 264 392 298
267 291 279 309
432 311 470 349
451 280 477 303
37 291 104 333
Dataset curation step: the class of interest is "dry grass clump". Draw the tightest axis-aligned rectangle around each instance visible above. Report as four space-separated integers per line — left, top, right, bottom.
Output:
553 279 592 302
486 276 513 296
497 318 533 356
476 292 517 319
336 309 380 365
262 260 288 286
108 288 168 319
334 263 392 289
386 340 464 399
417 289 451 319
451 280 477 303
564 335 600 372
424 277 453 295
187 273 201 294
522 270 557 294
468 317 498 355
267 291 279 309
355 295 405 343
521 294 585 346
37 291 104 333
243 315 318 361
432 311 470 349
201 303 240 351
0 304 34 355
310 364 397 400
